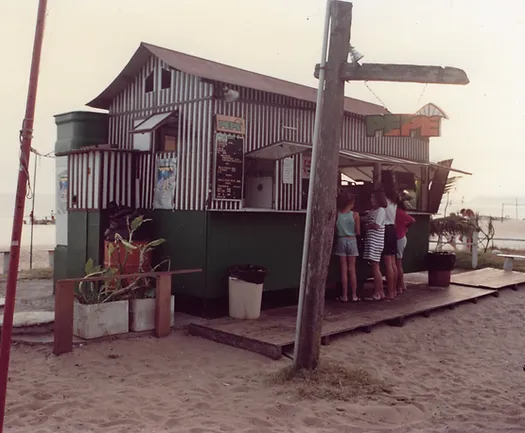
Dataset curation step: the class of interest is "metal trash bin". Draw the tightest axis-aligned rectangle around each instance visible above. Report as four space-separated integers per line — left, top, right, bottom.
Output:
228 265 267 319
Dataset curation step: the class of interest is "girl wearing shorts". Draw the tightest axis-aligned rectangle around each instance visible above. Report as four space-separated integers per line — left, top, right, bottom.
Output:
383 188 399 300
395 200 415 294
363 189 387 301
334 194 361 302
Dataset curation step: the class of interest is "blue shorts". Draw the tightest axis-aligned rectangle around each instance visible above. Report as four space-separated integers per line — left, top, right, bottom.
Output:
334 237 359 257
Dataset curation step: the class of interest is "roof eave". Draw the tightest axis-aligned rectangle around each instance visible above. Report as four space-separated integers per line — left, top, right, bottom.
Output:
86 43 152 110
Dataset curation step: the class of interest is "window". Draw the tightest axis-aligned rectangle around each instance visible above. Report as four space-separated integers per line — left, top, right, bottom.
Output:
144 72 154 93
161 68 171 90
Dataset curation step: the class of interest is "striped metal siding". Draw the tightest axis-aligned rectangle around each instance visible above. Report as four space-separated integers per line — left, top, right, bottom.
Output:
108 53 214 211
122 100 212 211
210 87 315 210
107 58 428 212
108 54 214 150
341 114 429 161
68 151 134 211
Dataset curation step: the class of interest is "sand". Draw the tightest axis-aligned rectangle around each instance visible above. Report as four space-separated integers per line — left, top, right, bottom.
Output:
1 287 524 433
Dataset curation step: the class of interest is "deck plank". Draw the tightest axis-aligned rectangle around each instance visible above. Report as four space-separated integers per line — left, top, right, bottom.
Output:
451 267 525 289
188 282 496 357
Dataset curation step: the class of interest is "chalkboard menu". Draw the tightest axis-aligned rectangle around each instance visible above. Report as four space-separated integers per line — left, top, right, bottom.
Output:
214 133 244 200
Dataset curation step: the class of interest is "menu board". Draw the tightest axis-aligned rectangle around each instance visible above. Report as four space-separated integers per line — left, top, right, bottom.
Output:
214 133 244 200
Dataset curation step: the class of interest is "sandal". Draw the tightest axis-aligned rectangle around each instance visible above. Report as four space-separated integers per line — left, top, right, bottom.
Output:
336 297 349 303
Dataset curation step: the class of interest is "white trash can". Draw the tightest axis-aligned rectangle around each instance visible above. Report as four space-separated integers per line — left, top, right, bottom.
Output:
228 265 267 320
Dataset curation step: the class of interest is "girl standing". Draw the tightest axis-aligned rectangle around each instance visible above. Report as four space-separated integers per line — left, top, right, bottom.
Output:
395 199 416 294
334 194 361 302
363 189 387 300
383 189 399 300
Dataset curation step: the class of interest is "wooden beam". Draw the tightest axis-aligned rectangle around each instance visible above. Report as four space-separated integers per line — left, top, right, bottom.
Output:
294 0 353 370
155 274 172 338
314 63 469 85
53 281 75 356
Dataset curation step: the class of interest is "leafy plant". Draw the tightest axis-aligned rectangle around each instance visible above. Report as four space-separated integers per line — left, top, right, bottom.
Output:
430 212 496 253
75 215 170 305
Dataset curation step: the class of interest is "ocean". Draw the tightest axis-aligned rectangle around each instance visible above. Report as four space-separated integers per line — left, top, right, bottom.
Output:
0 193 56 249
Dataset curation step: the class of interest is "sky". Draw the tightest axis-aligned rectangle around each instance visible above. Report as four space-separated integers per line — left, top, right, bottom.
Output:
1 0 523 206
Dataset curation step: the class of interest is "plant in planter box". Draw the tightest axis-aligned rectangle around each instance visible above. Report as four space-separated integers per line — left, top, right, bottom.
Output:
427 214 478 287
74 215 169 339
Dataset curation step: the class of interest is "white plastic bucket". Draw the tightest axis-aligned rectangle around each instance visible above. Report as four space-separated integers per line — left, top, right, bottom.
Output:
228 276 263 319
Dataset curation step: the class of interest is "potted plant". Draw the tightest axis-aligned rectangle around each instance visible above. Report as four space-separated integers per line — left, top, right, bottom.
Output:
427 214 472 287
74 215 170 339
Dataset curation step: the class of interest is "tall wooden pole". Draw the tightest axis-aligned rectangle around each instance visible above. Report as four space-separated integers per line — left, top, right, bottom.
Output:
294 0 353 370
0 1 47 430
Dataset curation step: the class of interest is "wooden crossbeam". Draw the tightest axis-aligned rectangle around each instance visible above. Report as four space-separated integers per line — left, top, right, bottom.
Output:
314 63 469 85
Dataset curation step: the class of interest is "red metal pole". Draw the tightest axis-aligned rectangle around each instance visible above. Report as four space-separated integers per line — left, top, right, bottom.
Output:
0 1 47 430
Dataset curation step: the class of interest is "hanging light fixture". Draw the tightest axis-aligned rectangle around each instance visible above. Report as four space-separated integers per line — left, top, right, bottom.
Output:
349 45 364 64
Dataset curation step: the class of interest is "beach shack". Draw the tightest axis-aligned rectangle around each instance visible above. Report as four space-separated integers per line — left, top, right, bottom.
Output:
53 42 469 317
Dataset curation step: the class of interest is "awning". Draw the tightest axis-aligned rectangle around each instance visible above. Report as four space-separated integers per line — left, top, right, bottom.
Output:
246 143 471 177
131 111 175 133
245 141 311 160
339 149 471 177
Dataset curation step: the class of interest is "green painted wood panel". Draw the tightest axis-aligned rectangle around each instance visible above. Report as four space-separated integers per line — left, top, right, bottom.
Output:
151 210 207 297
54 111 108 153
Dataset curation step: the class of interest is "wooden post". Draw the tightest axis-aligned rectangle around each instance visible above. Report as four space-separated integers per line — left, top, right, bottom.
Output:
53 281 75 356
373 163 382 188
420 166 429 211
155 274 172 338
294 0 353 370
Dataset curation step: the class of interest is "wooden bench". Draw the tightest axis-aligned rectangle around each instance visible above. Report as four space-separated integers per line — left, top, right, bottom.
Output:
497 254 525 272
53 268 202 356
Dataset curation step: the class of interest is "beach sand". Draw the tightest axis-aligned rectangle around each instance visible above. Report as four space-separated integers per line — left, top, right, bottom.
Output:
2 286 525 432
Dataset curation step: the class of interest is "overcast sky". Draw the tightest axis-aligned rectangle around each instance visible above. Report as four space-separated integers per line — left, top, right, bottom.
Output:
1 0 523 202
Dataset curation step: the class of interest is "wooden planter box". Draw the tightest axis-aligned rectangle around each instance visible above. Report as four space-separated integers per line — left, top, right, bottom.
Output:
129 296 175 332
73 300 129 339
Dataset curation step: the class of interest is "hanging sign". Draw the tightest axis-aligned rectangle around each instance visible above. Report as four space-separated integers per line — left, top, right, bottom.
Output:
282 157 294 185
302 155 311 179
365 114 442 138
214 133 244 200
153 156 177 209
57 171 68 214
216 114 246 135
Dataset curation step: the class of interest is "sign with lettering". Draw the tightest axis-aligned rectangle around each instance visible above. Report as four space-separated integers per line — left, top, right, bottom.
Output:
282 157 294 185
216 114 246 135
302 155 311 179
214 133 244 200
365 114 442 138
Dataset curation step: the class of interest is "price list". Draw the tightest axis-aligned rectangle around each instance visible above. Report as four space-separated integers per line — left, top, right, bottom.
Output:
214 133 244 200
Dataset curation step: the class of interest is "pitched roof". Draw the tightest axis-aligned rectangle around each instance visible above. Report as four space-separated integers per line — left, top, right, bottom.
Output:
87 42 387 116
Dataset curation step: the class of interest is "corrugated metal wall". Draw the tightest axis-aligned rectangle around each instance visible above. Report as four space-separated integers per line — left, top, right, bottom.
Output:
68 151 134 211
105 55 429 212
108 55 213 211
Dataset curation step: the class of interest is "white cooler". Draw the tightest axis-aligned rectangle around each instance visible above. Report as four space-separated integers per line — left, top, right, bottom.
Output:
228 276 263 319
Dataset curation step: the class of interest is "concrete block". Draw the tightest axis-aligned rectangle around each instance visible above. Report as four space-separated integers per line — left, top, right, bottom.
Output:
74 300 129 339
129 296 174 332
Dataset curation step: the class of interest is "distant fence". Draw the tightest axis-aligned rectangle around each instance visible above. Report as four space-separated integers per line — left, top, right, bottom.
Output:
429 235 525 269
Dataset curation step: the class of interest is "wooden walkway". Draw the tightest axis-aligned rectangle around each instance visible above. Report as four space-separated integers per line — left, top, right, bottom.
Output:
189 276 497 360
451 267 525 290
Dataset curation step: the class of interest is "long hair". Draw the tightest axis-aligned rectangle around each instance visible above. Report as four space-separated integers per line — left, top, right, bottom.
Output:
372 188 388 208
337 193 355 211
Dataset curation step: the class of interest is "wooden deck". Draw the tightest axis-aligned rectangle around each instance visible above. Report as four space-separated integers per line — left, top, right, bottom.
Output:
188 276 497 360
451 267 525 290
